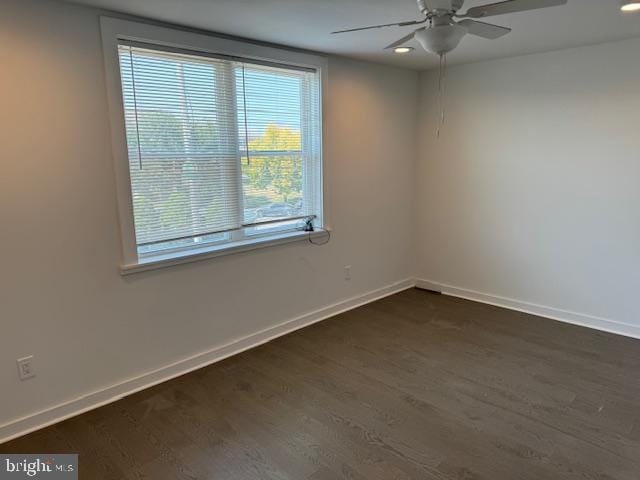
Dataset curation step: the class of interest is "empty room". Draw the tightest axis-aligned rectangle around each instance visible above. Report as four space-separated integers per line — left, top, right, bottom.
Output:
1 0 640 478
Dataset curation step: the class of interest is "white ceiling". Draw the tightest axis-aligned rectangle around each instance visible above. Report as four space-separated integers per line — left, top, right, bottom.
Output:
67 0 640 70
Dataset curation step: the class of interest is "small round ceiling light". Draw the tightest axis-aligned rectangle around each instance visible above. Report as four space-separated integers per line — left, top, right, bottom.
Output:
394 47 414 54
621 2 640 11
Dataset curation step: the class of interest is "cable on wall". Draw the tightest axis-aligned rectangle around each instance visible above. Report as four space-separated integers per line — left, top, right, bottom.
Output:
309 229 331 246
304 216 330 245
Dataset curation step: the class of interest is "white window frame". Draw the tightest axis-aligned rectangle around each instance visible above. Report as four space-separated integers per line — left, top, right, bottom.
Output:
100 17 329 274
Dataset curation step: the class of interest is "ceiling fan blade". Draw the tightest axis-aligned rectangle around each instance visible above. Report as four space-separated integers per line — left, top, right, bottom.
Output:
464 0 567 18
331 19 425 34
457 19 511 39
384 32 417 50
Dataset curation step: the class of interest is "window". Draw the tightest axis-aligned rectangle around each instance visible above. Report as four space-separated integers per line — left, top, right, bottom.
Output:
118 42 322 259
101 18 326 272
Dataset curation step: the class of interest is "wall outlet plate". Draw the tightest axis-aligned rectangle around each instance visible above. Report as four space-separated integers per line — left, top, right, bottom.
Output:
17 356 35 380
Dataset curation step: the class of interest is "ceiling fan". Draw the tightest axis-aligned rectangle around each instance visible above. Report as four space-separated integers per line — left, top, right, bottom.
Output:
331 0 568 55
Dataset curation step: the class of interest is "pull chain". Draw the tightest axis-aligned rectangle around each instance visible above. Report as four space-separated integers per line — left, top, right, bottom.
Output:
437 53 448 139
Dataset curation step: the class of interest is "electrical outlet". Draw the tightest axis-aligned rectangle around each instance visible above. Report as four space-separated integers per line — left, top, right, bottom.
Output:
344 265 352 281
16 356 35 381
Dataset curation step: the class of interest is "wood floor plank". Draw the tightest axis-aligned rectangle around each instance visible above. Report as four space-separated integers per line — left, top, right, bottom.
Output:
2 289 640 479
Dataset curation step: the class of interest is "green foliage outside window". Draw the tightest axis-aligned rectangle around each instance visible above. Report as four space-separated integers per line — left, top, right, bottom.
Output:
128 113 304 235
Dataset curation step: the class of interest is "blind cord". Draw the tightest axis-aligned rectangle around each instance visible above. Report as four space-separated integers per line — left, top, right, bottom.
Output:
241 64 252 166
127 48 144 170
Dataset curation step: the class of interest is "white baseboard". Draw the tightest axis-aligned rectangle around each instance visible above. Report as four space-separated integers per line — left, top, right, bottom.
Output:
0 279 414 444
414 279 443 293
4 277 638 444
415 278 640 340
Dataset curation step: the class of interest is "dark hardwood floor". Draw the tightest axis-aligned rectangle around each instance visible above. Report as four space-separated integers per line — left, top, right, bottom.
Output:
3 288 640 479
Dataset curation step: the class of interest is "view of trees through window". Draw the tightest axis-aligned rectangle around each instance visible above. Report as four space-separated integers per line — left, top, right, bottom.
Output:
242 125 303 225
119 45 317 252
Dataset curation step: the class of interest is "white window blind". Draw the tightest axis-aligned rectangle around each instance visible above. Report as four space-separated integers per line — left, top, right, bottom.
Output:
117 41 322 256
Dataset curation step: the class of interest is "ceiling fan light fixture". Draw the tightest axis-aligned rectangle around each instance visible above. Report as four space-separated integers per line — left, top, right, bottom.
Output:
414 24 468 55
394 46 415 53
621 2 640 11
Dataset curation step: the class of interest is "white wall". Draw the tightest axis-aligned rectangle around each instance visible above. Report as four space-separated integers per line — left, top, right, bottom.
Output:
416 38 640 335
0 0 418 437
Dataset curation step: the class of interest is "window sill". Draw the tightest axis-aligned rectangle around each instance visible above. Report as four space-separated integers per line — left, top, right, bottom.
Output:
120 229 330 276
